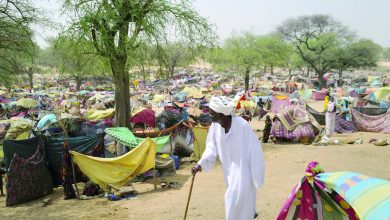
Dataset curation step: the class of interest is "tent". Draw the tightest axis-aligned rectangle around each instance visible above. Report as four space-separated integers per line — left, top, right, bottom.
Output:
351 108 390 133
70 138 156 191
270 95 290 114
311 89 328 101
277 161 390 220
271 105 321 141
6 141 53 206
369 86 390 102
4 133 107 185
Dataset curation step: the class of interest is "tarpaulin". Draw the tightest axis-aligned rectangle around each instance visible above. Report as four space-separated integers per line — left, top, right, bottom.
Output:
3 137 40 169
70 138 156 191
45 133 105 184
192 126 209 161
6 143 53 206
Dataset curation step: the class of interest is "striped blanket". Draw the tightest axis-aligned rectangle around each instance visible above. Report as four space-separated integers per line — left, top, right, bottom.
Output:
271 119 316 140
351 108 390 133
335 116 356 133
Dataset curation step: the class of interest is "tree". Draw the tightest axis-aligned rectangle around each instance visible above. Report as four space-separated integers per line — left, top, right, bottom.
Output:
0 0 43 85
53 36 106 91
208 33 260 91
278 15 352 88
15 43 40 90
63 0 215 127
159 42 197 78
383 48 390 61
255 35 290 74
334 39 382 85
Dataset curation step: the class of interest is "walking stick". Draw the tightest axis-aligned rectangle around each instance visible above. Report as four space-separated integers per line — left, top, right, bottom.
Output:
183 174 196 220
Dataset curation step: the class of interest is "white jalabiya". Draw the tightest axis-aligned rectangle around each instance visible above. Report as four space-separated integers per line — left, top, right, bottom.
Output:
325 101 336 136
198 116 265 220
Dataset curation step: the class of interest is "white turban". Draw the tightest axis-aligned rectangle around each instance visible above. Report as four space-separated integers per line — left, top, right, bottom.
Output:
209 96 235 116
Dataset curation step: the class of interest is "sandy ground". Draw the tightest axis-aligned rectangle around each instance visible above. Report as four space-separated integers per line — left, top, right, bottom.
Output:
1 101 390 220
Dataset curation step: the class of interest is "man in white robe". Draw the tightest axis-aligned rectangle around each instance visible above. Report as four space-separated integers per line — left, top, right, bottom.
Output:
192 96 265 220
325 96 336 136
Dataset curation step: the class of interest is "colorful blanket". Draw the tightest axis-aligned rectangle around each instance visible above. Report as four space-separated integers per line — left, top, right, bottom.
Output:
335 116 356 133
276 105 311 131
271 95 290 114
70 138 156 191
105 127 170 152
317 172 390 220
278 162 390 220
271 119 316 140
277 162 358 220
351 108 390 133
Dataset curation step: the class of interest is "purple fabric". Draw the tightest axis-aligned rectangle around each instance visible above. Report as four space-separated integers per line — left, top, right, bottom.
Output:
130 108 156 127
271 119 316 140
270 97 290 114
351 108 390 133
335 116 356 133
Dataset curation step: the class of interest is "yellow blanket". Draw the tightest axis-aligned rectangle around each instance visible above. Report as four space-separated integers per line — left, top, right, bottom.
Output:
70 138 156 191
87 109 115 120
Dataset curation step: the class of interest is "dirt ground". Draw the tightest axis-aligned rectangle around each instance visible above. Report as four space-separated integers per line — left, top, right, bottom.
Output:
1 101 390 220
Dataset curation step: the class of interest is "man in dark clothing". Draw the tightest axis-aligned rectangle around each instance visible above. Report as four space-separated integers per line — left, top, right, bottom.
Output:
262 115 272 143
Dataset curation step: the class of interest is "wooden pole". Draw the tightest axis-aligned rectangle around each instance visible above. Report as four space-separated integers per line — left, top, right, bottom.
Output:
70 155 80 200
153 168 157 190
183 174 195 220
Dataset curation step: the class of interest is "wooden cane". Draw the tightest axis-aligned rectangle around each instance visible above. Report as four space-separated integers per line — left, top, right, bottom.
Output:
183 174 196 220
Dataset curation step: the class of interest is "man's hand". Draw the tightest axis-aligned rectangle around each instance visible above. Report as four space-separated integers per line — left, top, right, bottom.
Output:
191 164 202 175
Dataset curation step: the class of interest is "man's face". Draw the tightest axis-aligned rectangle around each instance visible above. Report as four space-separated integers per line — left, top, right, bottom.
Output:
209 108 223 124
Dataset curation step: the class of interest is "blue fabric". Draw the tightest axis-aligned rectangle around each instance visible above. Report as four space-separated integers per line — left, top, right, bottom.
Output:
37 114 57 130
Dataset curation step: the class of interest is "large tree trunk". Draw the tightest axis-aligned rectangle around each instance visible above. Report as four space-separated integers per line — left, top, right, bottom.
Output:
288 68 292 80
338 69 343 86
317 72 326 89
111 59 131 127
270 65 274 74
244 68 250 92
306 66 310 77
76 76 82 91
263 66 266 73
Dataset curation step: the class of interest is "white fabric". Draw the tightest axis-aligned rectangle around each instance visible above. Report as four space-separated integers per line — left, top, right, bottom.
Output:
209 96 235 116
325 112 336 136
198 116 265 220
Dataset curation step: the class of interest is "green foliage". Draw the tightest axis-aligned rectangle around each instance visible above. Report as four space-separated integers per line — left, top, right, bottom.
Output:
344 39 382 68
381 47 390 61
0 0 44 86
278 15 353 87
52 35 109 90
62 0 215 126
159 42 199 77
254 35 290 71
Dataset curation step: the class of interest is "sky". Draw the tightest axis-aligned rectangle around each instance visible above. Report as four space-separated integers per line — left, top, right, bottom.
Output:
33 0 390 48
